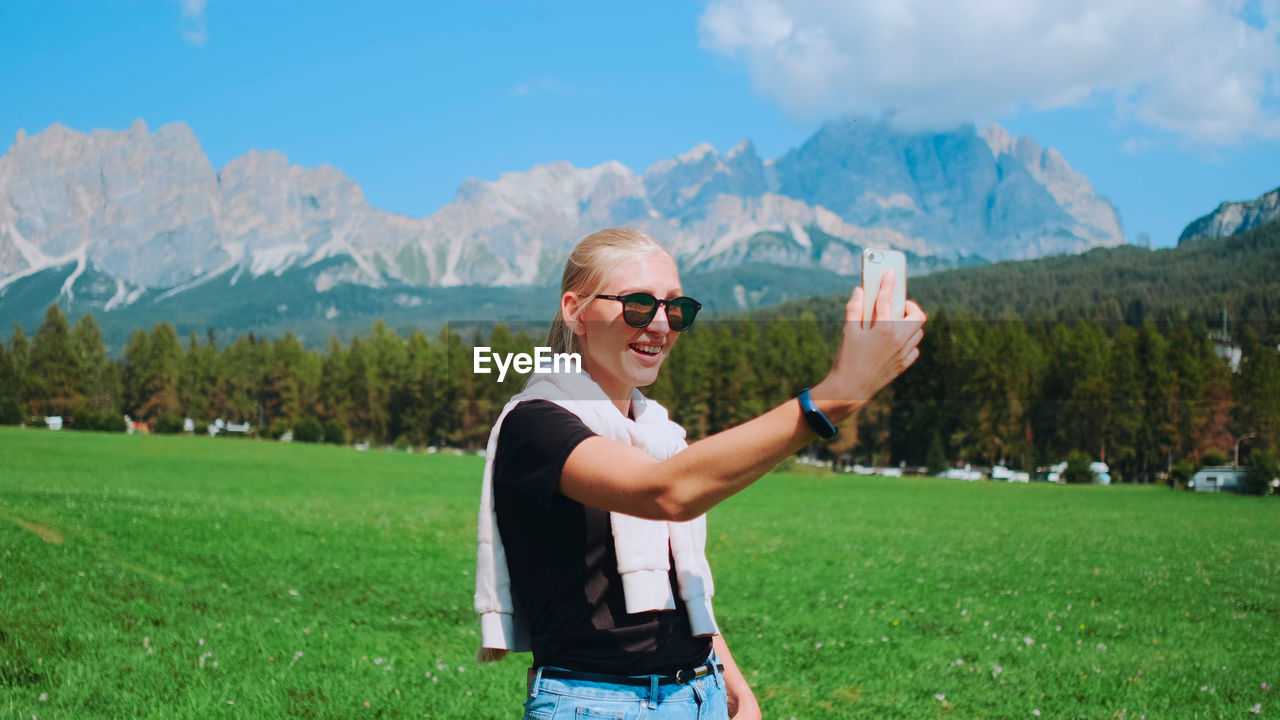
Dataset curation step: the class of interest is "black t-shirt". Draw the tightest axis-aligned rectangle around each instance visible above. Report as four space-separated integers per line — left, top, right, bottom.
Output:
492 399 713 675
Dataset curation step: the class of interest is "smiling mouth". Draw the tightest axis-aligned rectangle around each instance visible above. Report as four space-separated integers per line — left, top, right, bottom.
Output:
629 343 663 356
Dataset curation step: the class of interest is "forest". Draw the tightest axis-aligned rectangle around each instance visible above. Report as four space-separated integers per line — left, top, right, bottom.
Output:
3 220 1278 490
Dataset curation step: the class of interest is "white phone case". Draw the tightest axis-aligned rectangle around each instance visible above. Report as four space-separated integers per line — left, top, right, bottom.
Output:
861 248 907 326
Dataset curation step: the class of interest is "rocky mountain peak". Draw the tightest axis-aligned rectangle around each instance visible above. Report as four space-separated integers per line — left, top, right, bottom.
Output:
980 123 1015 156
725 138 754 160
0 117 1129 316
1179 185 1280 244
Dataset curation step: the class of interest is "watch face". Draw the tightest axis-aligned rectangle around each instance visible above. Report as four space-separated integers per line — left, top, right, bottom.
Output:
798 390 837 439
805 409 837 439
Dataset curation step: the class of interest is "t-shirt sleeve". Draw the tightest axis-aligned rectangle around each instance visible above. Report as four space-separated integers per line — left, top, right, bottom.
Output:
493 400 598 508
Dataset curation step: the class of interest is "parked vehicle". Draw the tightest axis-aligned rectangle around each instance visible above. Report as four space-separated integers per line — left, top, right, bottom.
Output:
940 464 983 481
1091 461 1111 485
1043 460 1109 484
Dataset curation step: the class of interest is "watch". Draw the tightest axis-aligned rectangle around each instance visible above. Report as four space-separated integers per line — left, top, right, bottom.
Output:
797 388 839 440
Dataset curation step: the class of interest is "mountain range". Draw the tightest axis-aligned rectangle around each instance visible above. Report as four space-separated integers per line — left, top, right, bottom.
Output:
0 117 1127 348
1179 185 1280 244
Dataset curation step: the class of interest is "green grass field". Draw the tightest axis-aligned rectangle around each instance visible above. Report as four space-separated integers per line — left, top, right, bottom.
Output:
2 428 1277 719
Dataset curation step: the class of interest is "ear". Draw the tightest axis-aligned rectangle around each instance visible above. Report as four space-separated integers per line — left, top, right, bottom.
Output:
561 291 586 336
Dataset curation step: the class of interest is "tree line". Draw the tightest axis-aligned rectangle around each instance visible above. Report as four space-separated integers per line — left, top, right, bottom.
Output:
779 217 1280 329
3 301 1278 490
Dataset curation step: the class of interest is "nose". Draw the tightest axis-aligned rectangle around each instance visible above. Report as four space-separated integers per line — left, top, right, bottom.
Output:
646 302 673 334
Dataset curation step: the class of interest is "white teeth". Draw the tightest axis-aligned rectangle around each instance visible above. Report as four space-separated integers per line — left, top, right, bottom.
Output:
632 344 661 354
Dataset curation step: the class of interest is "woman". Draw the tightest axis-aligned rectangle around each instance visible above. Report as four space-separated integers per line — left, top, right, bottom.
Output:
476 228 925 719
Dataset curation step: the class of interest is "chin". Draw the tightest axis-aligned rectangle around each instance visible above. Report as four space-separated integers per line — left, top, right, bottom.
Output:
624 362 664 389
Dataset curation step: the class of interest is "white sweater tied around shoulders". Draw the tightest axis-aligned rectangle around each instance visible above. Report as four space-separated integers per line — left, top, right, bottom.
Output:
474 369 719 662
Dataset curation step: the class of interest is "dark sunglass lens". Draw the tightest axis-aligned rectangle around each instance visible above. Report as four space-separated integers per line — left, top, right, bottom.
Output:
669 297 700 331
621 293 658 327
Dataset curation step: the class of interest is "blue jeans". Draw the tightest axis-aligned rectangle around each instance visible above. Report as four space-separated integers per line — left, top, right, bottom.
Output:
522 655 729 720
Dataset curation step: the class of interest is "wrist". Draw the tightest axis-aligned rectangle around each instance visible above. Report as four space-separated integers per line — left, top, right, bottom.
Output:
807 380 862 424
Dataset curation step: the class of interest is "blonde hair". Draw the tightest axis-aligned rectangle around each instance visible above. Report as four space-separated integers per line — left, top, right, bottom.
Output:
547 228 674 356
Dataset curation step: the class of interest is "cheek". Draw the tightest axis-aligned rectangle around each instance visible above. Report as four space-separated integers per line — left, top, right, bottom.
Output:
583 327 631 364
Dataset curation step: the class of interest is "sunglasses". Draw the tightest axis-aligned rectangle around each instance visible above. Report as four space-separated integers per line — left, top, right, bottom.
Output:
594 293 702 332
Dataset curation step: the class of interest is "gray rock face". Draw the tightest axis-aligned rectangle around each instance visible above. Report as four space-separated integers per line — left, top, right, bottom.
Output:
771 118 1123 260
0 118 1125 307
1178 186 1280 244
0 120 222 288
0 120 422 295
642 140 770 219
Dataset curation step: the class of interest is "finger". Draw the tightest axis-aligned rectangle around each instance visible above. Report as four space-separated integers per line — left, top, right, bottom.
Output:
902 301 926 333
873 269 896 324
846 286 865 326
903 346 921 369
905 328 924 350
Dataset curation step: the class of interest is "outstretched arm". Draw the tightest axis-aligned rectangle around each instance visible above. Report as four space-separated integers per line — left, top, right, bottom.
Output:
560 270 926 521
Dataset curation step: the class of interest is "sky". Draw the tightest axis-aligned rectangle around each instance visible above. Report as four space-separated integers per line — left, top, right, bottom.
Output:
2 0 1279 248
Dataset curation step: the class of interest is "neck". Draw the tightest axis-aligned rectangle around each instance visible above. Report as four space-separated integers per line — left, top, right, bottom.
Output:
582 360 634 418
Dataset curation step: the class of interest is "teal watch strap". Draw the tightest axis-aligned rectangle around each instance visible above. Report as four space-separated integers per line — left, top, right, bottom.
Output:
798 388 839 440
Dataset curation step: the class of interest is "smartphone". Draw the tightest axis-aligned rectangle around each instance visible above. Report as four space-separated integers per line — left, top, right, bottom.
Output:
861 248 907 327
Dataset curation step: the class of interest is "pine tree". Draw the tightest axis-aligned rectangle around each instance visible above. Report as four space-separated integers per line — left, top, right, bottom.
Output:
9 324 31 391
998 318 1045 471
263 332 311 435
662 324 714 439
122 330 152 418
1107 325 1143 478
368 320 409 443
142 323 184 421
937 310 983 464
28 304 84 416
72 313 116 417
318 336 350 435
180 331 217 424
398 330 437 446
794 311 831 393
1134 321 1174 478
889 309 948 466
1234 326 1280 452
759 317 801 405
1190 334 1235 463
345 334 375 443
724 321 765 429
442 327 490 449
925 431 948 475
704 324 740 435
1037 322 1111 460
220 334 266 425
0 343 22 425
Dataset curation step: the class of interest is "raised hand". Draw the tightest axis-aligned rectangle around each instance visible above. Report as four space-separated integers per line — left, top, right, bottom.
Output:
812 269 926 413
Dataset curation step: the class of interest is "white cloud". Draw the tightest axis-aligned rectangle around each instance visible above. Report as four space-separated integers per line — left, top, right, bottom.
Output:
513 76 575 97
699 0 1280 143
180 0 208 46
1119 137 1158 155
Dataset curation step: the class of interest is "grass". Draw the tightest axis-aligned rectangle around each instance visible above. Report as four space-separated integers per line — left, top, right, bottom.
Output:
1 427 1277 719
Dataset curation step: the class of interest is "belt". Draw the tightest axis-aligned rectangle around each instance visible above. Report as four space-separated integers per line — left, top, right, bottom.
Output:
539 662 724 686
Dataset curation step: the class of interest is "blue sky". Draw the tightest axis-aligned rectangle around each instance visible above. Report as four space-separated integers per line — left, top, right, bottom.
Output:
2 0 1279 248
